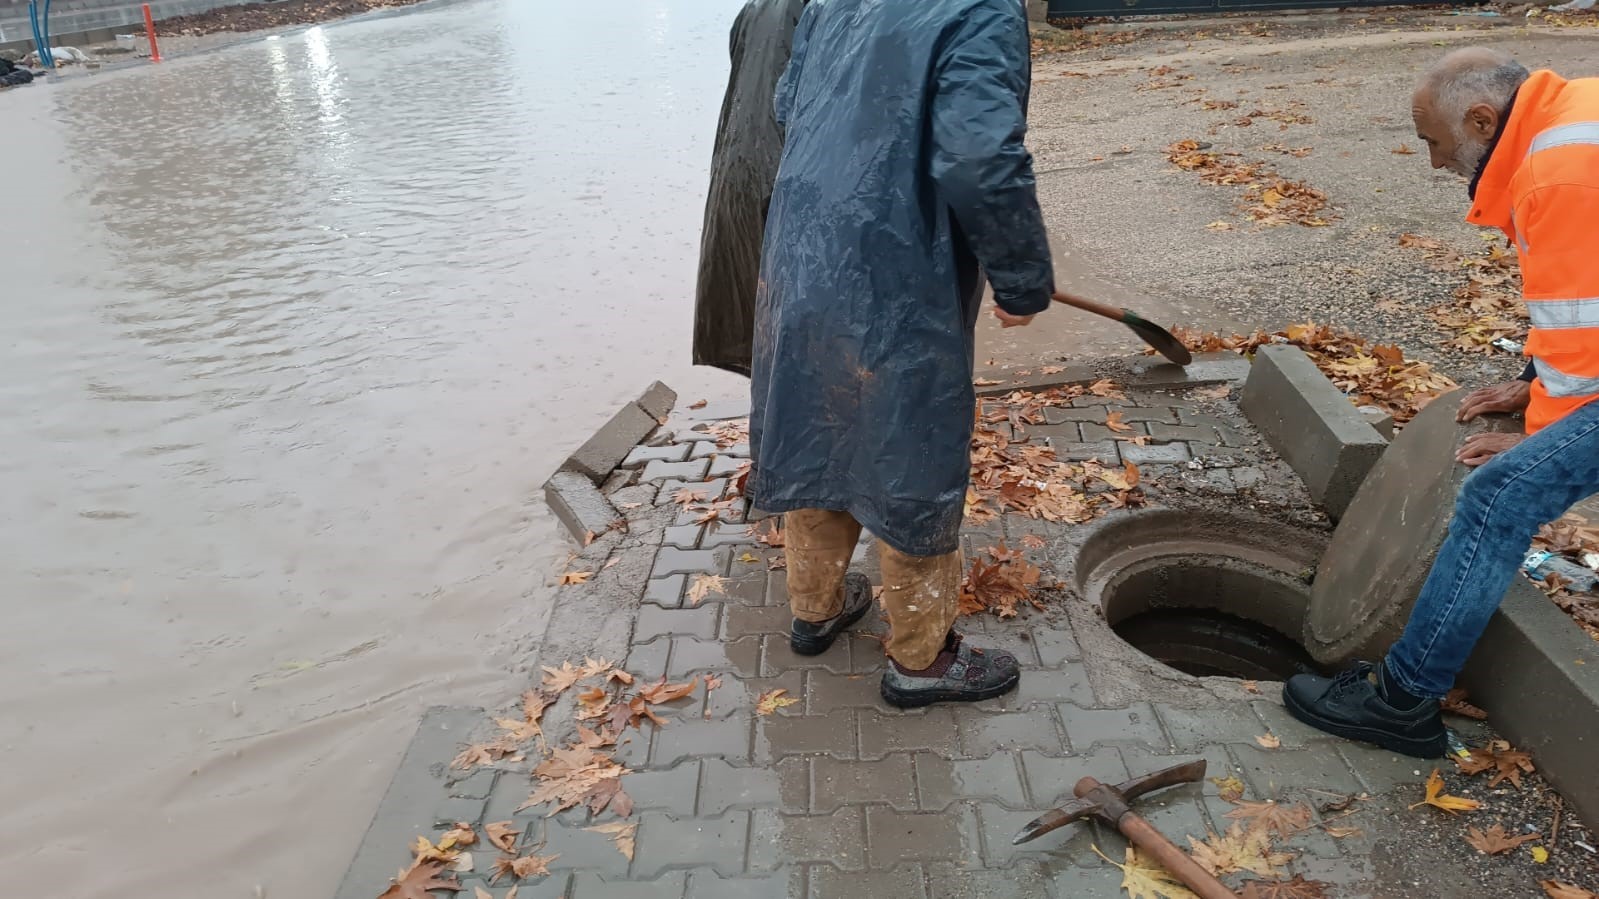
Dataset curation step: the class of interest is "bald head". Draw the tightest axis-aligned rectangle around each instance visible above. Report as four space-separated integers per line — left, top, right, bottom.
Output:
1412 48 1529 176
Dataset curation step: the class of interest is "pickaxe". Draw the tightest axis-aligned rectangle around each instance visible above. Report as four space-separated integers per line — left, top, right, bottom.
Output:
1012 759 1238 899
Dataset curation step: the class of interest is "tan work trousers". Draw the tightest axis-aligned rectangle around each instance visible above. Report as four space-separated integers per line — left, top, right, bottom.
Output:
783 509 961 670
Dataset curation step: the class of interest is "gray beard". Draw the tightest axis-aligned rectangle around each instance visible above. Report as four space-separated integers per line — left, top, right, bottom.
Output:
1451 136 1490 178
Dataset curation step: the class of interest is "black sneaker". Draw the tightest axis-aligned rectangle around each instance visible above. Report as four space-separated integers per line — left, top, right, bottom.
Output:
790 572 873 656
1282 661 1446 758
880 634 1020 708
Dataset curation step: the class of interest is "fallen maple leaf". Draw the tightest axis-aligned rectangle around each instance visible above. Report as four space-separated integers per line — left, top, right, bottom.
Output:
1097 844 1198 899
540 661 585 694
974 377 1003 387
1543 882 1599 899
1042 365 1066 375
1465 824 1540 855
379 861 462 899
606 669 634 686
1455 739 1535 788
638 675 701 705
1020 534 1047 549
1226 800 1312 837
688 399 708 409
1188 823 1293 877
575 725 616 749
586 821 637 860
1089 378 1125 398
1242 680 1261 695
484 821 519 854
558 570 592 586
756 688 800 716
1105 410 1135 434
1392 143 1417 155
686 573 728 606
576 686 611 721
490 852 558 883
439 823 476 849
1410 769 1481 815
578 656 616 679
671 488 708 505
1210 775 1246 802
1255 733 1281 749
1240 876 1331 899
1441 688 1488 720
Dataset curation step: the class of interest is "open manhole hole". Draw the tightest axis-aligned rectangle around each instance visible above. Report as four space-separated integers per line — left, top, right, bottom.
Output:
1076 510 1331 682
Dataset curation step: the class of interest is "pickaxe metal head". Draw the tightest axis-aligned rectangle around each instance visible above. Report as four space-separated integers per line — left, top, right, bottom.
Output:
1011 759 1207 845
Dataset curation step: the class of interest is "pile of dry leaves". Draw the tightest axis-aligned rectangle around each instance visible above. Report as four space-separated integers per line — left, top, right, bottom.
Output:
1398 233 1527 353
960 543 1045 619
157 0 426 35
1532 514 1599 643
1172 323 1457 423
1167 140 1335 228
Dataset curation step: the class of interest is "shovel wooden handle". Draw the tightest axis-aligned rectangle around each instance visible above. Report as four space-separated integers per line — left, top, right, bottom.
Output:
1118 813 1239 899
1051 290 1128 323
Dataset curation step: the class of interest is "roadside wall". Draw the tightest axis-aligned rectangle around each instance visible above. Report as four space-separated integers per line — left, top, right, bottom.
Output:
0 0 252 52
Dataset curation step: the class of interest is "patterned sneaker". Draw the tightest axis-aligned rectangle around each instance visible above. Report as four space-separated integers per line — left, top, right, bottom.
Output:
880 634 1020 708
790 572 873 656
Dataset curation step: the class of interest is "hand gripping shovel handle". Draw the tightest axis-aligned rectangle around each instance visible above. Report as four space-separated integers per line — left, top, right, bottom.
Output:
1050 291 1194 367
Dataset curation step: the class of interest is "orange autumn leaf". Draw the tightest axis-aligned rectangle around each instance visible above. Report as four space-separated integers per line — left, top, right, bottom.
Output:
1409 769 1481 815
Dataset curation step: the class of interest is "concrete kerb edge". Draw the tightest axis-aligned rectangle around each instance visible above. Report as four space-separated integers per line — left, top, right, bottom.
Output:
545 381 678 544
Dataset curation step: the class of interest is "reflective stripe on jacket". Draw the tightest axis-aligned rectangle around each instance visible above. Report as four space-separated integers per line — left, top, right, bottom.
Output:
1467 70 1599 434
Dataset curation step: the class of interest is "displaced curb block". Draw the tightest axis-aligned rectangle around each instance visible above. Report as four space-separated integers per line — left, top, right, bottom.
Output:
1239 345 1386 520
545 382 678 543
545 472 618 544
1463 577 1599 827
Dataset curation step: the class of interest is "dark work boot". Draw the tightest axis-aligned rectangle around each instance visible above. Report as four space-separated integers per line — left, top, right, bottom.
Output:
790 572 873 656
879 633 1020 708
1282 661 1446 758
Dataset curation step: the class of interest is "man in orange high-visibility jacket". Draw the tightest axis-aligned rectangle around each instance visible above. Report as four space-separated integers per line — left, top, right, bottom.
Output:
1285 48 1599 757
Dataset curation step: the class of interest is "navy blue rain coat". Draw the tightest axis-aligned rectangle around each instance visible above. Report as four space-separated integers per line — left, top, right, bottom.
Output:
748 0 1054 557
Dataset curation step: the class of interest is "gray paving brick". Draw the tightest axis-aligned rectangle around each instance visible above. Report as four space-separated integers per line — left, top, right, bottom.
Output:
1121 442 1194 464
1020 748 1130 807
636 604 719 642
1048 861 1130 896
612 728 654 770
642 574 686 609
714 570 769 607
762 632 859 677
625 635 672 681
1043 406 1117 424
626 443 691 467
1060 702 1170 752
448 769 498 800
618 759 699 819
957 709 1066 758
749 807 867 871
1030 627 1082 667
1293 854 1378 895
471 875 572 899
1028 422 1083 443
806 669 896 715
1117 406 1182 424
633 811 749 878
703 671 804 719
968 627 1043 667
701 520 760 548
570 872 686 898
927 860 1051 899
1123 744 1243 831
665 636 761 678
540 814 636 875
641 458 710 483
1082 421 1147 442
915 751 1028 811
661 523 703 550
973 800 1104 868
649 713 753 768
651 547 721 578
1232 741 1365 799
754 709 859 762
980 663 1095 711
1177 410 1253 447
687 441 720 460
859 707 961 760
864 804 982 868
686 868 805 899
810 863 927 899
656 477 729 506
1146 422 1208 442
707 455 749 479
699 757 808 815
1232 465 1265 489
1044 438 1121 464
1333 741 1429 795
812 753 917 813
433 796 486 827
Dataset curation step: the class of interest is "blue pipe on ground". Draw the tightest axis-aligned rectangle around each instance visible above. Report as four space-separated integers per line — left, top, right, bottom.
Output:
41 0 54 68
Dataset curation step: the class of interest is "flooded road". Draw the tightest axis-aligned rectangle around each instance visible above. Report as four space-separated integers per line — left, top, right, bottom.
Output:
0 2 1148 896
1 1 744 896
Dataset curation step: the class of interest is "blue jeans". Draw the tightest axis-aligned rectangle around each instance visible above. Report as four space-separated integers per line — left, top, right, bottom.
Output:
1387 398 1599 698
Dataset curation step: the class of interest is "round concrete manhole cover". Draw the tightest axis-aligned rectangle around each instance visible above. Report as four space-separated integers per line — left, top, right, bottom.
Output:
1303 390 1521 665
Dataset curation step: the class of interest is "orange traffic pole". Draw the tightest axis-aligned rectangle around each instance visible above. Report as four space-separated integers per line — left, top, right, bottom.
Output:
142 3 161 62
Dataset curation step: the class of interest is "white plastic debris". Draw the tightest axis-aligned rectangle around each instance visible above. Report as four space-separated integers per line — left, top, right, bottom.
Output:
1492 337 1523 354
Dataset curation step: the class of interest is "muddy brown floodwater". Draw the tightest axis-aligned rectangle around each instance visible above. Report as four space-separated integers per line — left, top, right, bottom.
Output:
0 1 746 896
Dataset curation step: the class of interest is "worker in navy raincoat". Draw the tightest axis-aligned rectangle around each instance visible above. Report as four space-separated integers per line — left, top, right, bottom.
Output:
691 0 807 377
750 0 1055 707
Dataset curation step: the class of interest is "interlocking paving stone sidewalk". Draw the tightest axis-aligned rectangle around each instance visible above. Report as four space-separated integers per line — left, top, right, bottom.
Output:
339 373 1568 899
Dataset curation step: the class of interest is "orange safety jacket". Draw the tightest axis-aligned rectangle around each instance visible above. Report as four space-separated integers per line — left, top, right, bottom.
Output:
1467 70 1599 434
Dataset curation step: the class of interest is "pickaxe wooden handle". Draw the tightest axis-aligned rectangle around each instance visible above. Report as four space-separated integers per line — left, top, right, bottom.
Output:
1013 759 1238 899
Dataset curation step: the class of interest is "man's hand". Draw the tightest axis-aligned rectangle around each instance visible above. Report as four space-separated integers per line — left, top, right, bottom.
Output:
1457 433 1524 466
993 307 1035 328
1457 380 1531 422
